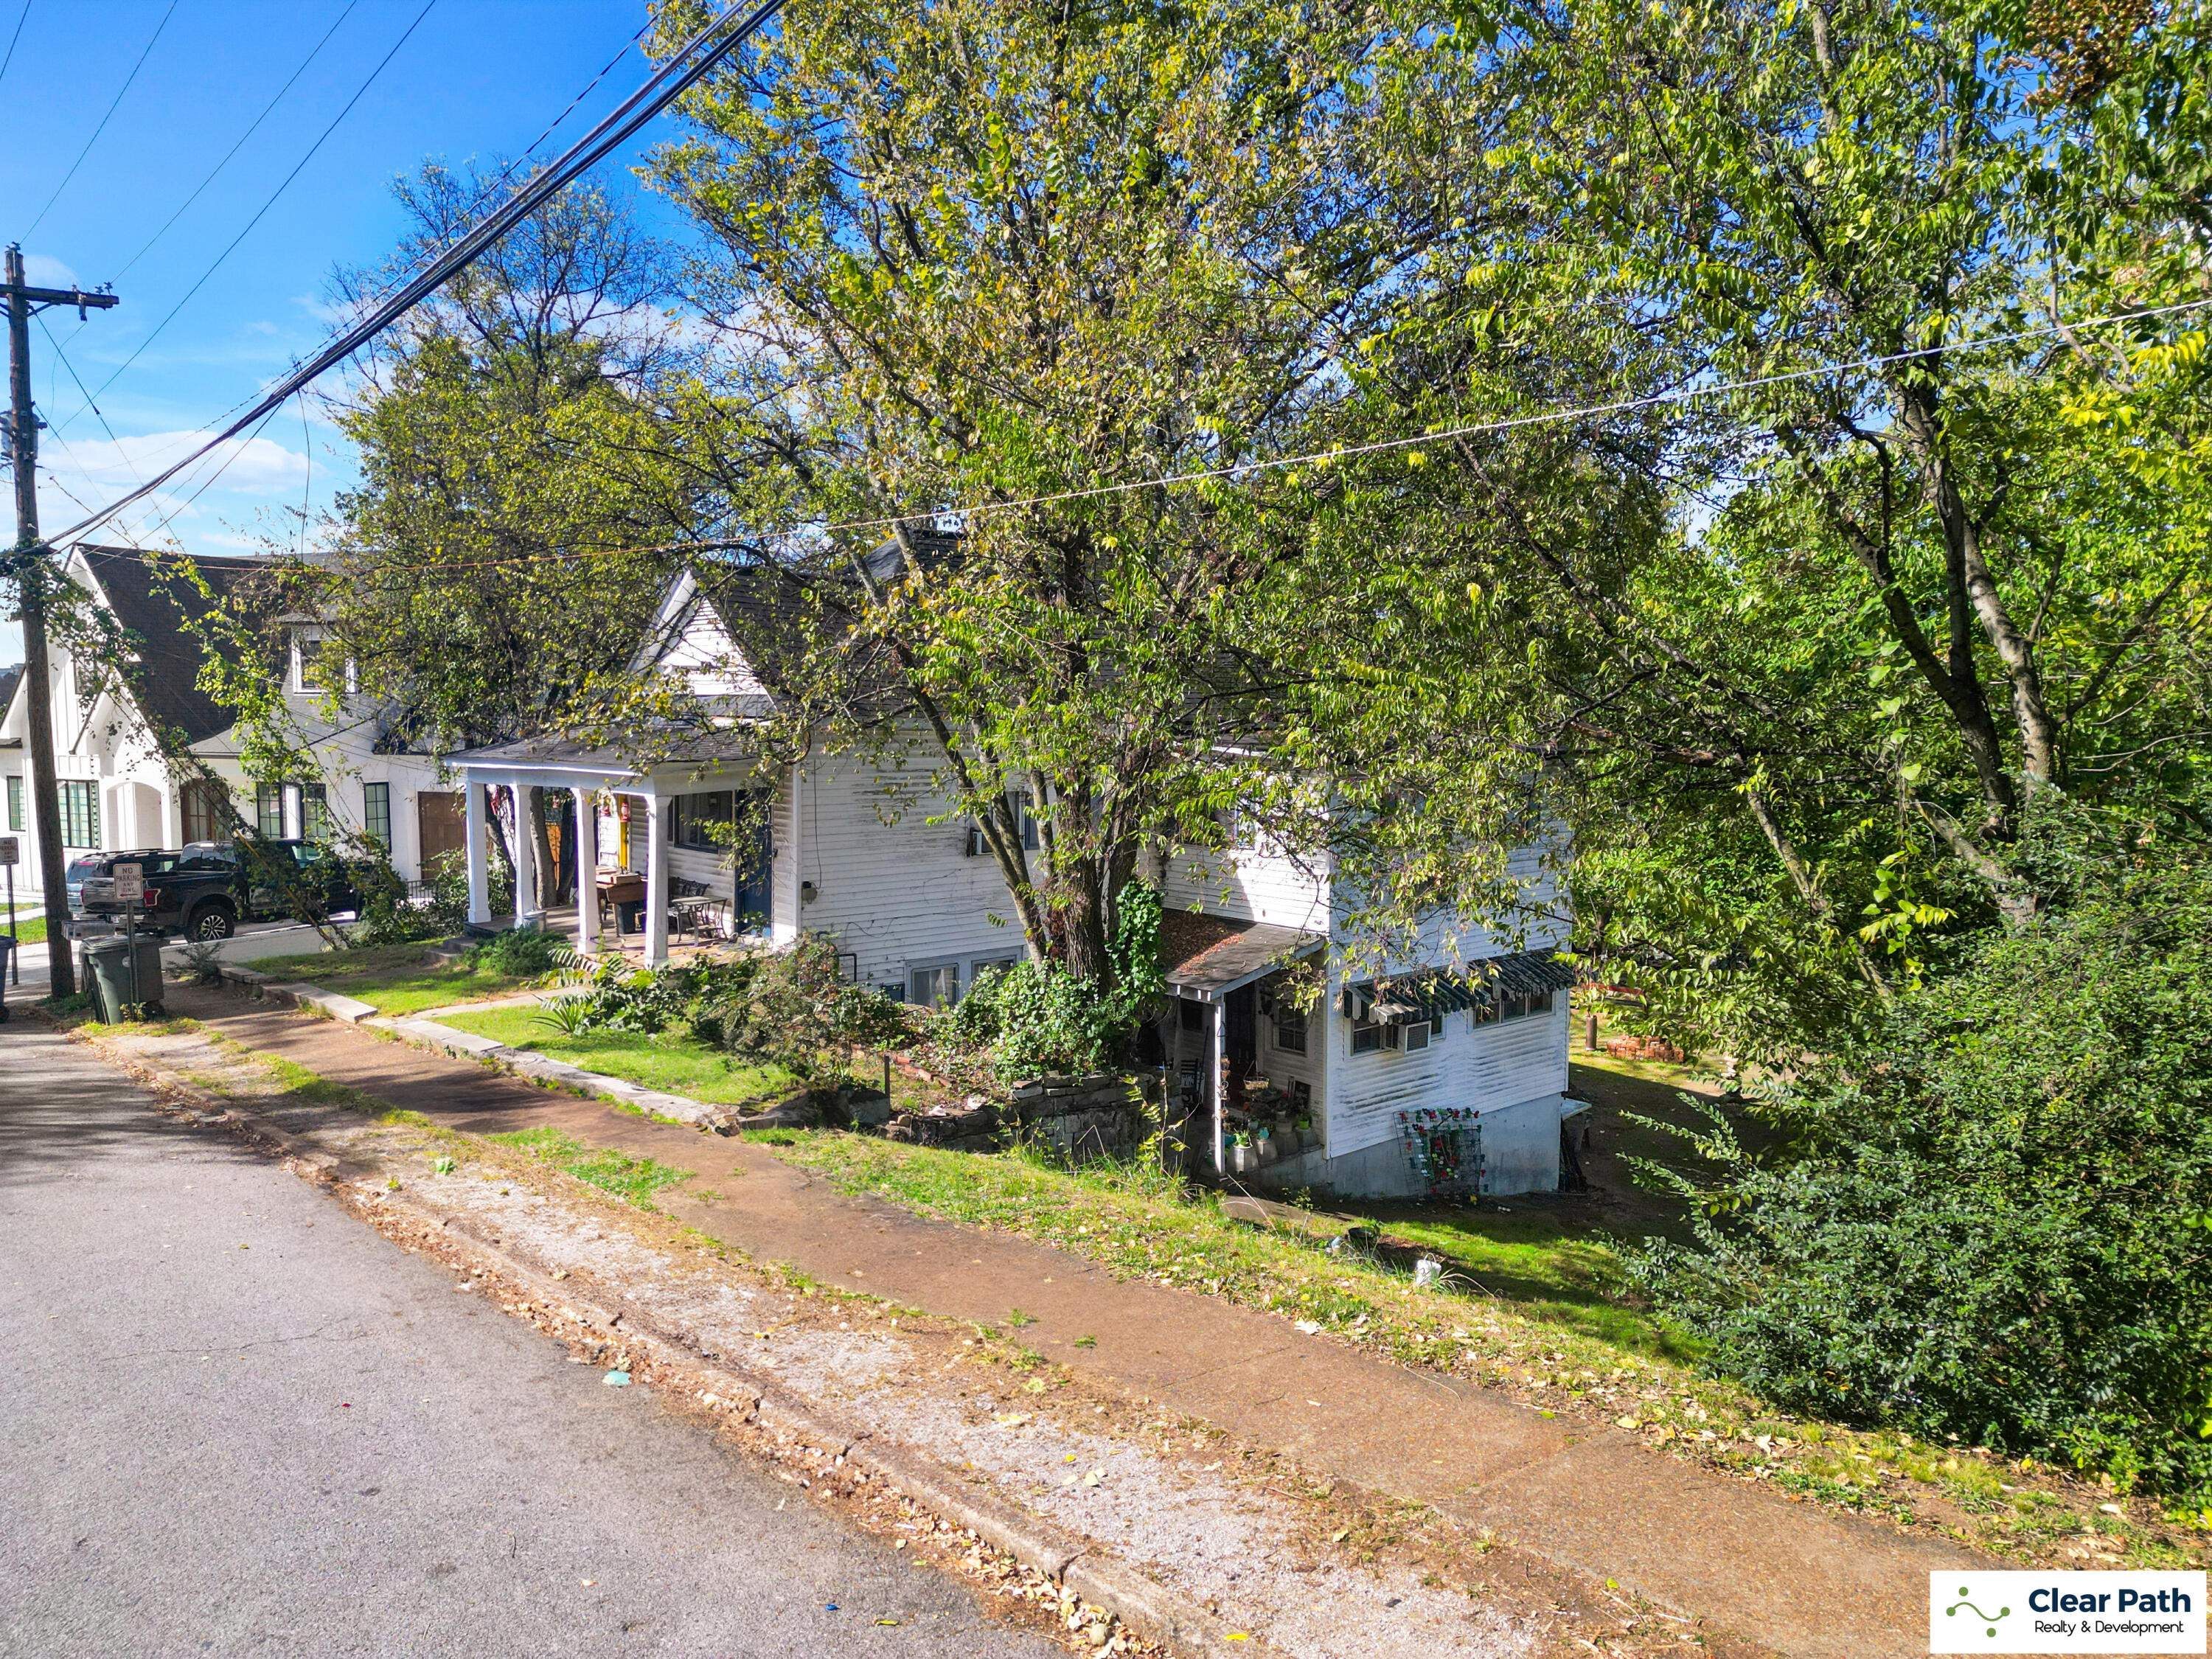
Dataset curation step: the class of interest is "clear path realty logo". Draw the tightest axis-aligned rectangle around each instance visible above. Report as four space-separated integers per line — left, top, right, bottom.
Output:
1930 1571 2206 1653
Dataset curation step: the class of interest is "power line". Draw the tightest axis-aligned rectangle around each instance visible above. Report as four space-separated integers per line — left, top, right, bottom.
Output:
55 10 654 453
81 291 2212 578
35 312 142 488
25 0 181 236
51 0 790 549
0 0 31 95
107 0 367 288
77 0 437 414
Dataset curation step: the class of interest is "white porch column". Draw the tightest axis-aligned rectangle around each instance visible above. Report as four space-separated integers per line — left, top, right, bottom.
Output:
509 779 537 922
643 792 669 965
464 779 490 926
1210 999 1228 1175
571 785 599 954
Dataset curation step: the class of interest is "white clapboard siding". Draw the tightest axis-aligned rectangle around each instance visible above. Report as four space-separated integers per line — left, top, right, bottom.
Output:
1329 842 1570 973
797 751 1027 991
1163 845 1329 931
1324 1001 1570 1159
634 572 768 698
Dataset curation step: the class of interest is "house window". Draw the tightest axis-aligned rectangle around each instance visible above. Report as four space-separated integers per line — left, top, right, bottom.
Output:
908 962 959 1009
1291 1079 1312 1112
671 790 738 851
1349 1015 1397 1055
257 785 284 840
969 956 1019 992
293 634 324 692
6 775 20 832
1004 790 1041 852
181 780 225 844
1271 999 1308 1055
363 782 391 852
59 780 99 848
299 783 330 843
1178 998 1205 1033
1492 990 1555 1023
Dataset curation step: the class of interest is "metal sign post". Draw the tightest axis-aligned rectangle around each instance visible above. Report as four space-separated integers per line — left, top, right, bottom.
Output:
0 835 15 986
112 860 144 1012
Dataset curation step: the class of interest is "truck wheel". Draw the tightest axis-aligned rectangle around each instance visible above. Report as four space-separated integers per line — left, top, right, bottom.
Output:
186 904 237 942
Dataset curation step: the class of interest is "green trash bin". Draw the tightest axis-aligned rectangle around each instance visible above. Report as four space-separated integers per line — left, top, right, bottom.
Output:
85 936 165 1020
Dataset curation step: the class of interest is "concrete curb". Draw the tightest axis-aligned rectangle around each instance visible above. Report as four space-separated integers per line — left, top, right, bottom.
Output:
52 1003 1271 1659
377 1189 1274 1659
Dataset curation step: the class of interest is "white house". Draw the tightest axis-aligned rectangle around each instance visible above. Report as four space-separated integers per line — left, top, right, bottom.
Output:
450 562 1580 1198
0 545 451 895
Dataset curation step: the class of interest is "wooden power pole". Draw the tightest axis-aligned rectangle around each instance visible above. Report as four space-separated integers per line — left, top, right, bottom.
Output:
5 243 118 999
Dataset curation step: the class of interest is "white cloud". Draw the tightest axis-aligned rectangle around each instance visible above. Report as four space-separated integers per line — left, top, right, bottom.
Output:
42 429 310 496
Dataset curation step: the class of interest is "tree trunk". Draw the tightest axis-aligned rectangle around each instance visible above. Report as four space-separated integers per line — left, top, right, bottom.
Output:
484 787 517 914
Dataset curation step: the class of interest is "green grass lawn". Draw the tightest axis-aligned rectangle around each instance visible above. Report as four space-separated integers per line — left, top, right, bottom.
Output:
1 913 47 945
241 941 546 1016
773 1130 1697 1364
435 1004 801 1107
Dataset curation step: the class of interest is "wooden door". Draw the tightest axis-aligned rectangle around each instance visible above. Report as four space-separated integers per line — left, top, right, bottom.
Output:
417 790 464 867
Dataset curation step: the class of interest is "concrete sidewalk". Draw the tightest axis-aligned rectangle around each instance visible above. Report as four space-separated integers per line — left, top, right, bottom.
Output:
162 981 1973 1659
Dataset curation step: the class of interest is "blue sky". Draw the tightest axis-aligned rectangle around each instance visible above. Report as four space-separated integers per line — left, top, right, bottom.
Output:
2 0 689 661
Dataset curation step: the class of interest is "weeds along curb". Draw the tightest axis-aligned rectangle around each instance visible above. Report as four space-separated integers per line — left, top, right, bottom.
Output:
52 1008 1273 1659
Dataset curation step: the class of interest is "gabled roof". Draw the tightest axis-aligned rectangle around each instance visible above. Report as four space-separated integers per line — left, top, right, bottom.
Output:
74 545 268 745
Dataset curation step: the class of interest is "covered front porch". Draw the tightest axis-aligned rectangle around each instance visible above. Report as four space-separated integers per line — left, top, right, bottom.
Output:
1158 908 1326 1181
447 734 787 967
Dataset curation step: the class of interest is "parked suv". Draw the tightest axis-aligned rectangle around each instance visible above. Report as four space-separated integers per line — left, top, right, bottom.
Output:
68 840 359 941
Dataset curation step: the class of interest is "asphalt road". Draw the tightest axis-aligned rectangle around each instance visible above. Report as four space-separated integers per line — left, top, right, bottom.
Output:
0 1023 1062 1659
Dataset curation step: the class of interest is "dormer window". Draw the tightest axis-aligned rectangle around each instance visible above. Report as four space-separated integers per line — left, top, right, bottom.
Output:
291 630 355 695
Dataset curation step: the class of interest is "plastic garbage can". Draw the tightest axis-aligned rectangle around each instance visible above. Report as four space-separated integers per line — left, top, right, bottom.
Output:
86 936 165 1020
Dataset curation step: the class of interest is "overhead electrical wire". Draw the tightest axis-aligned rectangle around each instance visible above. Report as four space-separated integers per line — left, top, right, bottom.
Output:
77 0 438 417
50 0 789 549
0 0 31 95
81 293 2212 577
25 0 181 235
106 0 367 288
54 10 653 456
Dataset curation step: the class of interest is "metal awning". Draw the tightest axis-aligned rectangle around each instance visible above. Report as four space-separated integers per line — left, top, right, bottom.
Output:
1341 948 1578 1023
1161 908 1324 1004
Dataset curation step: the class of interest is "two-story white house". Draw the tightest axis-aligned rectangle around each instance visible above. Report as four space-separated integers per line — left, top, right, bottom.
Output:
0 545 451 899
449 561 1579 1198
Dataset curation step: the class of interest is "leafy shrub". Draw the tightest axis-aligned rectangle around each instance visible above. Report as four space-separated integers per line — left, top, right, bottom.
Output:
467 927 566 978
419 851 512 937
944 959 1125 1079
933 880 1165 1080
695 935 908 1087
1628 840 2212 1494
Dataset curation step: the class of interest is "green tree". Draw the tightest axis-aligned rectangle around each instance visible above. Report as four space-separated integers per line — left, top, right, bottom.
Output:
1293 0 2212 1055
1628 805 2212 1495
644 0 1495 987
305 164 701 904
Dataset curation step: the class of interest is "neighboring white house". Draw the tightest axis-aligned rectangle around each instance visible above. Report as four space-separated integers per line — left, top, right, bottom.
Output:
450 562 1580 1198
0 545 451 891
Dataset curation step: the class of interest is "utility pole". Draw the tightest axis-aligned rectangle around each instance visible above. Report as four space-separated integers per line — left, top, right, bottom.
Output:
6 243 118 1000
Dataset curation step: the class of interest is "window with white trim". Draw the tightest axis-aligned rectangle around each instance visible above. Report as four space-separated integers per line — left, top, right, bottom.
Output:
908 962 959 1009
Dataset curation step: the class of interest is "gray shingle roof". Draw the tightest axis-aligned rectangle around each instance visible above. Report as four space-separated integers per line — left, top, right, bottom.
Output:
77 545 268 745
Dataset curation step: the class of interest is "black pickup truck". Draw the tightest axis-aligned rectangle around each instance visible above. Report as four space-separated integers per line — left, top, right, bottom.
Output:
67 841 359 941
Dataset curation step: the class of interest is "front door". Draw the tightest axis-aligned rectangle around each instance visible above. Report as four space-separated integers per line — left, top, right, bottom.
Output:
732 787 773 930
417 790 464 868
